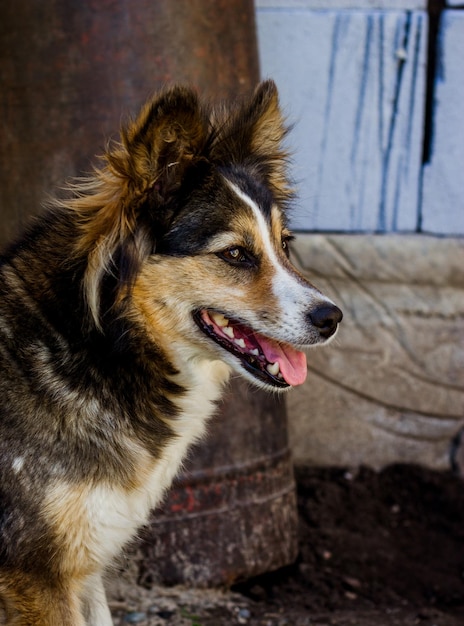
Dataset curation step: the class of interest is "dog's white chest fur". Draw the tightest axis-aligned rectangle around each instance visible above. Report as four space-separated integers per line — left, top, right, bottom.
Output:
44 358 231 575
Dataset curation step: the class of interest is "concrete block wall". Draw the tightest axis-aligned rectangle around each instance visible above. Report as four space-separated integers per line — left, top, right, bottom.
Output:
288 234 464 470
422 9 464 234
256 0 464 235
256 2 427 232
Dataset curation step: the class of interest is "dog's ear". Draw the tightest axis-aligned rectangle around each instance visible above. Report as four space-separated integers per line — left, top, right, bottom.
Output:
109 86 207 202
212 80 292 204
71 86 207 328
244 80 287 158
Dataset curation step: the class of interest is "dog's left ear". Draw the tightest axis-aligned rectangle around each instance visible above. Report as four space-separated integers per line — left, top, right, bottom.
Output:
213 80 292 204
245 80 287 156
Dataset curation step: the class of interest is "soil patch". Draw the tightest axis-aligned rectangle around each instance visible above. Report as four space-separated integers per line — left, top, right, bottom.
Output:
233 464 464 624
109 464 464 625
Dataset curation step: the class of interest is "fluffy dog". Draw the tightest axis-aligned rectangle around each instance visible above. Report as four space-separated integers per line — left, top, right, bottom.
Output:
0 81 342 625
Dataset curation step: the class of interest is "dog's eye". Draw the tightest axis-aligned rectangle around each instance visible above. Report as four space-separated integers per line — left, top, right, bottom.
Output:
281 235 294 258
217 246 256 267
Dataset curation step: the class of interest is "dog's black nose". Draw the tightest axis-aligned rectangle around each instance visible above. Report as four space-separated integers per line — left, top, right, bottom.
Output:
309 304 343 339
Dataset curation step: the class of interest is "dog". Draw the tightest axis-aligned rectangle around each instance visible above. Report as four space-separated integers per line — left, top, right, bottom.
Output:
0 80 342 625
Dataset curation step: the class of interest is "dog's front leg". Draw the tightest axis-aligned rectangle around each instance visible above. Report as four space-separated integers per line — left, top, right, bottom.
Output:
81 573 113 626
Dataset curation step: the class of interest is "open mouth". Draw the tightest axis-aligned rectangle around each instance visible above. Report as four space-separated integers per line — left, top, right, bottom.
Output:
193 310 307 389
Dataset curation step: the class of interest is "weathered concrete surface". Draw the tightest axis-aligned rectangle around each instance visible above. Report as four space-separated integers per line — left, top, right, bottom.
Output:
288 233 464 470
422 10 464 235
256 7 428 232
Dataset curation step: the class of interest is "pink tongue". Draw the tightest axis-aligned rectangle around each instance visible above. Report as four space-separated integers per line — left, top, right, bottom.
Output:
257 336 307 386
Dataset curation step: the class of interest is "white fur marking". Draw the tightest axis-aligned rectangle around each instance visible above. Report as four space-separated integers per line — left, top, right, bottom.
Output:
225 181 308 300
44 357 230 579
12 457 25 474
81 573 113 626
225 180 336 344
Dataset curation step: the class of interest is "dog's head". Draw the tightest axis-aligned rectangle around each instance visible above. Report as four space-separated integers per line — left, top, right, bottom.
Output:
71 81 342 391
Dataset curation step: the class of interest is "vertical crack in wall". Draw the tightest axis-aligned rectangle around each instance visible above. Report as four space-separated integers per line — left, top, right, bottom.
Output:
422 0 446 166
313 13 346 227
417 0 446 232
377 12 411 232
349 14 375 230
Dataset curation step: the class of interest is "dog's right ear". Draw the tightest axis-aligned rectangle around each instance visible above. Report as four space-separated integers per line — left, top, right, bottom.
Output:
70 86 208 328
108 86 207 202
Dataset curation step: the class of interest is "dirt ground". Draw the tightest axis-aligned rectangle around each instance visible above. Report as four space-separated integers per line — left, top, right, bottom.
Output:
108 464 464 626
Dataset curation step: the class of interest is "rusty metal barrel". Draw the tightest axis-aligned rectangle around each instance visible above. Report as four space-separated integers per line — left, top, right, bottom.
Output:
0 0 260 246
0 0 298 586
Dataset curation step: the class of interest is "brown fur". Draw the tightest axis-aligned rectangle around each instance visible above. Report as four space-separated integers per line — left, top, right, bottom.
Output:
0 574 84 626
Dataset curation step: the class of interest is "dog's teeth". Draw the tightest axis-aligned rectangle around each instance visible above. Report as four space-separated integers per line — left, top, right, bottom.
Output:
211 312 229 328
266 362 280 376
223 326 235 339
250 348 260 357
234 338 246 349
